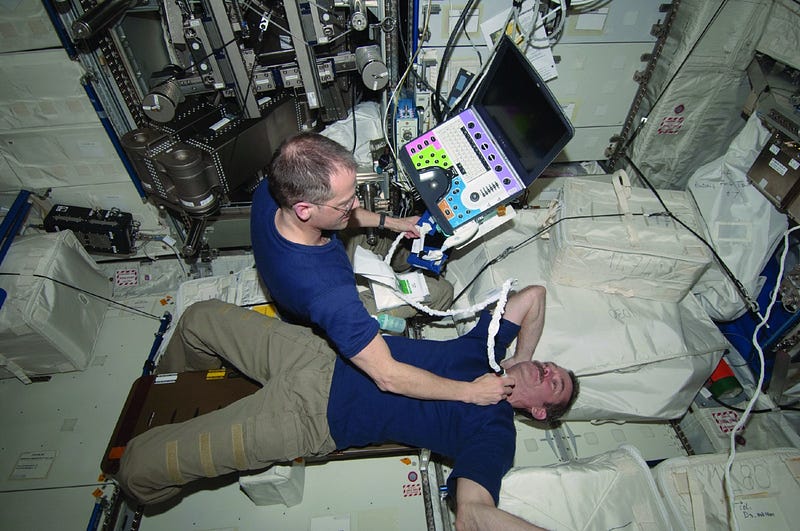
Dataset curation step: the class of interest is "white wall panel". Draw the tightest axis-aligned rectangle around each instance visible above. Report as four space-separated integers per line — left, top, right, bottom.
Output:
555 125 619 162
0 152 21 188
0 49 97 130
0 124 128 189
419 0 664 48
548 42 652 128
0 0 61 53
558 0 665 44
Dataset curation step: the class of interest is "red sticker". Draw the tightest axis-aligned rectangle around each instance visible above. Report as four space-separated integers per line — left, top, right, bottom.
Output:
402 483 422 497
657 115 684 135
115 269 138 287
711 410 743 434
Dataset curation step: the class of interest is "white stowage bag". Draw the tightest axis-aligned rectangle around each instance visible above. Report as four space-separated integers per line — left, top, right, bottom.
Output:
319 101 383 169
653 448 800 531
446 208 728 421
0 230 110 379
688 113 788 322
499 445 673 530
549 171 713 303
240 459 306 507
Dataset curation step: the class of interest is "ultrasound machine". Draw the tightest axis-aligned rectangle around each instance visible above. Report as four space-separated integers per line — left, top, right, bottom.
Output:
399 35 574 259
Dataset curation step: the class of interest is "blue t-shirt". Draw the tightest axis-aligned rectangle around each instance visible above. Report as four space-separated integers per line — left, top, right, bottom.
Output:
250 181 379 358
327 312 519 504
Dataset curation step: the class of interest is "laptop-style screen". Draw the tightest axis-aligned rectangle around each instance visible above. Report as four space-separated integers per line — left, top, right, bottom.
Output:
399 35 573 234
472 35 574 186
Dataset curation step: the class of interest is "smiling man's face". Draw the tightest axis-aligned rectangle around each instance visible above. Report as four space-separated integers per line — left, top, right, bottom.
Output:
507 360 573 420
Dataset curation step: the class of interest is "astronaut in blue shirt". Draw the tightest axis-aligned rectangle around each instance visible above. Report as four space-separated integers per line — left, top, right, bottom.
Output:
117 284 577 531
251 132 511 406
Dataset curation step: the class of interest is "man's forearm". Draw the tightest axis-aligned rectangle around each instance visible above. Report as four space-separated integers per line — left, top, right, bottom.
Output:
378 360 481 402
347 207 418 234
348 206 380 229
351 335 511 405
455 478 546 531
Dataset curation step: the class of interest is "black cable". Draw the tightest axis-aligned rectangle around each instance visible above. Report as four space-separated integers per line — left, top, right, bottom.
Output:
709 394 800 413
620 0 729 155
433 0 480 122
623 155 761 321
0 272 163 321
451 211 643 305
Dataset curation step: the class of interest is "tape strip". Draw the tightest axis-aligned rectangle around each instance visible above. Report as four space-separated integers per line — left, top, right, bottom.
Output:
199 432 216 477
231 424 246 470
166 440 183 483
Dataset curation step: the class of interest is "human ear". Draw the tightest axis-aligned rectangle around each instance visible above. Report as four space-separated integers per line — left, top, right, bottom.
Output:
293 202 312 222
531 406 547 421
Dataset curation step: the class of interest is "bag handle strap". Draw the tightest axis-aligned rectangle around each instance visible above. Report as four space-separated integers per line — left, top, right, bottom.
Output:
611 169 639 245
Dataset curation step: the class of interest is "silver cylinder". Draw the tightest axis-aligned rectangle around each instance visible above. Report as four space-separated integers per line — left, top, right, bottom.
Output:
142 79 185 123
72 0 139 40
355 45 389 91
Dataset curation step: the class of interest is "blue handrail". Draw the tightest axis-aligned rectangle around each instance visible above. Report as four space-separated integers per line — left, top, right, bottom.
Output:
0 190 33 310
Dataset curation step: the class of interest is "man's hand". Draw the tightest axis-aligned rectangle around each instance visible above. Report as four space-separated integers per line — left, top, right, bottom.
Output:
468 373 515 405
386 215 422 238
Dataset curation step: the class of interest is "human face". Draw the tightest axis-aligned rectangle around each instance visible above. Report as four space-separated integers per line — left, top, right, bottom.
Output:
311 166 358 229
308 193 357 221
509 360 573 420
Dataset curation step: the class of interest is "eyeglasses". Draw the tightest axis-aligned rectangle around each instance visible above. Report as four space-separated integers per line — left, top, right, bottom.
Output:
307 193 358 219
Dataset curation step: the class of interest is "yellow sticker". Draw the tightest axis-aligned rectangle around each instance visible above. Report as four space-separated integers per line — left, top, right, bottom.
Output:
205 369 227 380
252 304 279 318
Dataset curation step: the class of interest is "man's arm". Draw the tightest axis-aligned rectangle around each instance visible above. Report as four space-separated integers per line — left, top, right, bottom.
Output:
500 285 546 370
347 207 421 237
453 478 546 531
351 334 514 405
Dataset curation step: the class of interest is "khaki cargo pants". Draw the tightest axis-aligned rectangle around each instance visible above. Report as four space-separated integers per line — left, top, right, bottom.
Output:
115 300 338 505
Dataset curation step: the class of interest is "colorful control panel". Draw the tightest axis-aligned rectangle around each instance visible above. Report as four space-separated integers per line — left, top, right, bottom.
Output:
401 110 523 232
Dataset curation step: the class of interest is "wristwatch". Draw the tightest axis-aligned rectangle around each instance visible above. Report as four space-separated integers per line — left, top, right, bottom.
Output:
378 212 387 230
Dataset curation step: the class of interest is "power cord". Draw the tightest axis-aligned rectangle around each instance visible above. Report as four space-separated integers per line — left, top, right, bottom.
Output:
451 210 647 305
723 224 800 531
624 155 762 320
0 272 164 321
709 393 800 414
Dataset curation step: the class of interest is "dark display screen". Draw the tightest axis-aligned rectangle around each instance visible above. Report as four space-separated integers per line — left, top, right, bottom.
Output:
475 37 573 183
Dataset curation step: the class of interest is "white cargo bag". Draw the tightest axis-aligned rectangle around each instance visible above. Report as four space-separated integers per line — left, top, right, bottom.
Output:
687 113 787 321
499 445 672 530
0 230 110 380
654 448 800 531
549 171 713 302
239 459 306 507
